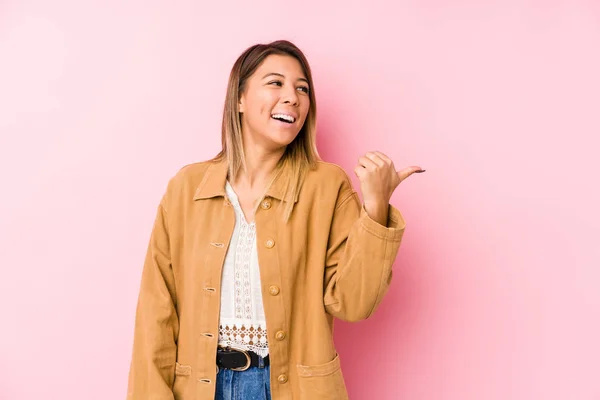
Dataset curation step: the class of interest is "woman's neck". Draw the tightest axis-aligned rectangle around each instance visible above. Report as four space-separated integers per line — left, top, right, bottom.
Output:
232 145 285 192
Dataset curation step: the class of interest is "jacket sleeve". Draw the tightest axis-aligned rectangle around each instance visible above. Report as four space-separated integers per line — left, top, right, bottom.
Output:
126 195 179 400
323 186 406 322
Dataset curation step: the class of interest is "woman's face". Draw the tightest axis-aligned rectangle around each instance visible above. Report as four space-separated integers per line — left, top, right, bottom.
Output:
239 54 310 151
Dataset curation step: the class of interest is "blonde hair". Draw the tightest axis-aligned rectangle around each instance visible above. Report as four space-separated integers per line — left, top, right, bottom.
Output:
212 40 320 222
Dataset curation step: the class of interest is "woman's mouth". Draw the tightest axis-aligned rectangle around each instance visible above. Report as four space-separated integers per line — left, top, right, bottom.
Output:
271 113 296 124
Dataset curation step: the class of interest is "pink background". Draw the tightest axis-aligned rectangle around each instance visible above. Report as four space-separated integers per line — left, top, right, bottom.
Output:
1 1 599 399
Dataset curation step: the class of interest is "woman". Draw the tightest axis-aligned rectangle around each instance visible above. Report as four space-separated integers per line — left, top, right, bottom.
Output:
126 40 424 400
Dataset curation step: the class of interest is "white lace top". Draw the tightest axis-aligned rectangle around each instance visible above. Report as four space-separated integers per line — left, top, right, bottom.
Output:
217 181 269 357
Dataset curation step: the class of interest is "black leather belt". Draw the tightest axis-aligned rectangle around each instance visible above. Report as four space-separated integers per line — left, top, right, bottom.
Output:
216 346 270 371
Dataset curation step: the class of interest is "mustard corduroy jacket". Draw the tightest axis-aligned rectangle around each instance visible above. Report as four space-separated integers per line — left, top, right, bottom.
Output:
127 157 406 400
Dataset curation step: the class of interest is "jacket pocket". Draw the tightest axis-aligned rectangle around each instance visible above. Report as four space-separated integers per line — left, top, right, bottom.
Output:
173 362 192 400
296 354 349 400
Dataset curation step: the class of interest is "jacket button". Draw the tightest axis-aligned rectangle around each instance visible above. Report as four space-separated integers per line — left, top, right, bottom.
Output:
269 285 280 296
277 374 288 384
265 239 275 248
261 200 271 210
275 331 286 341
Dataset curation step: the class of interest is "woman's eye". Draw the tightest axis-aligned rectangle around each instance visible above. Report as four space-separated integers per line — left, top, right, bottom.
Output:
268 80 283 86
298 86 309 94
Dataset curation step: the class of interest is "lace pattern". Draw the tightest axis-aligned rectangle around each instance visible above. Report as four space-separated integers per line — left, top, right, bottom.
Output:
234 221 255 319
218 323 270 358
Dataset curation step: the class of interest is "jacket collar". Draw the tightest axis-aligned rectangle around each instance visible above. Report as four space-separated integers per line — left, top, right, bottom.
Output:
193 157 299 203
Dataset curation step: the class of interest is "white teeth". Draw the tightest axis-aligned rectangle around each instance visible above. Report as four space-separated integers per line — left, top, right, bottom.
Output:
272 113 295 123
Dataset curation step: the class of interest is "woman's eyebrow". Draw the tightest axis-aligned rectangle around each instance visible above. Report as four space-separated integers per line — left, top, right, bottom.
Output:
262 72 309 84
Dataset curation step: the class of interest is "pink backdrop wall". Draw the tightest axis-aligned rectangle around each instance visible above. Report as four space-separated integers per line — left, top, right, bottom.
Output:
1 1 599 399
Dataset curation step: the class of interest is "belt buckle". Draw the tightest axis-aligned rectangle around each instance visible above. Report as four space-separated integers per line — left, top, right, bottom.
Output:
225 346 251 372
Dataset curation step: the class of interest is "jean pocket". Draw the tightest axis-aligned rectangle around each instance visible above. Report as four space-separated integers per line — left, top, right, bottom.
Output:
296 354 348 400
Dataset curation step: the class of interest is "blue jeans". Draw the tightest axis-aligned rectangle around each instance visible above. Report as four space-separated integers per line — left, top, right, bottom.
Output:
215 365 271 400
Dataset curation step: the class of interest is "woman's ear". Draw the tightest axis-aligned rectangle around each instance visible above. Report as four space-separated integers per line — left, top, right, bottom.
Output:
238 96 245 114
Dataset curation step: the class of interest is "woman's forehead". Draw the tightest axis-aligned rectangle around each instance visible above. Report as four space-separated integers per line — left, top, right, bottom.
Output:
254 54 307 80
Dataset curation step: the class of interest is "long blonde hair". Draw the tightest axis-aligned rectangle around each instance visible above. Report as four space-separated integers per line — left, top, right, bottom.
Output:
212 40 320 222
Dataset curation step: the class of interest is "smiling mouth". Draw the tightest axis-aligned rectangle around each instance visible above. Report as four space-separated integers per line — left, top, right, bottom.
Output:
271 113 296 124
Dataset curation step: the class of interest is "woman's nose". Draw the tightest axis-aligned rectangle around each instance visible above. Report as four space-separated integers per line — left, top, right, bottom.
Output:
281 88 299 106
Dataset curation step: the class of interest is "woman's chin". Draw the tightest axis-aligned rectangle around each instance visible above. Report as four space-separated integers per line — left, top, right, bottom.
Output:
267 131 300 148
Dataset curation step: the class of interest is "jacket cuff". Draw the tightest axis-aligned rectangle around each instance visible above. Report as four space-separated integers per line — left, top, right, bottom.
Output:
359 204 406 241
